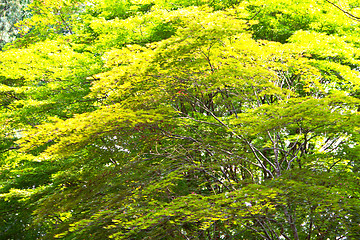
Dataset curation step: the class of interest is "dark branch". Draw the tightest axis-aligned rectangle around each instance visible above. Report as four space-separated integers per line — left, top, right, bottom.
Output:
325 0 360 21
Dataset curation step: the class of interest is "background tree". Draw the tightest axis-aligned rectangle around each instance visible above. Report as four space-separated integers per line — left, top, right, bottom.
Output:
0 0 30 49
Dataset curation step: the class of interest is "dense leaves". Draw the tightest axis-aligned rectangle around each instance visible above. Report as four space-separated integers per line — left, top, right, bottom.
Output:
1 0 360 239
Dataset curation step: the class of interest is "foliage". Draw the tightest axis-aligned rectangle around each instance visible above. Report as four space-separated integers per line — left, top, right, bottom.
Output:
0 0 360 239
0 0 30 49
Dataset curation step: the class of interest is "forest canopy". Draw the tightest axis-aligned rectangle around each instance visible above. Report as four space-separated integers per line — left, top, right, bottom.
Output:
1 0 360 239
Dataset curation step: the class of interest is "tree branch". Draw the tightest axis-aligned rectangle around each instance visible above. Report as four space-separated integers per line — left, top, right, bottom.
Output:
325 0 360 21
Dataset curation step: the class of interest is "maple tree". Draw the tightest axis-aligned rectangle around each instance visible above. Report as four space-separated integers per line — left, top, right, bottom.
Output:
1 0 360 239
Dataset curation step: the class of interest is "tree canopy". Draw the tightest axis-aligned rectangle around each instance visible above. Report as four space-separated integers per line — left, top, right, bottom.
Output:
1 0 360 239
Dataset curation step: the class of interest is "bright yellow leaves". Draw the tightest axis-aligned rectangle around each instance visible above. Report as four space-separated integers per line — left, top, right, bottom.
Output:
18 103 171 158
16 4 358 162
0 40 95 83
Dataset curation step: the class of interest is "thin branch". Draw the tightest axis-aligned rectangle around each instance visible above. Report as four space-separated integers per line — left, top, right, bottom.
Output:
325 0 360 21
58 11 73 35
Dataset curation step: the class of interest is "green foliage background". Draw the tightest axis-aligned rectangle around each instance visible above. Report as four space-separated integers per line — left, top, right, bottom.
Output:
1 0 360 239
